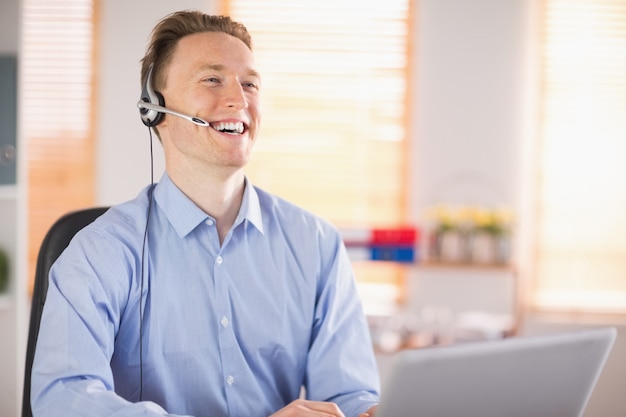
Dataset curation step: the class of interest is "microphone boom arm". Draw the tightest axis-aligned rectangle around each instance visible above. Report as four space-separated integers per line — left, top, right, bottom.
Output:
137 101 210 127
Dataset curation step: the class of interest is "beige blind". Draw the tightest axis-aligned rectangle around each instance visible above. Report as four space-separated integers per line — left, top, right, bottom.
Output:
22 0 96 289
535 0 626 312
224 0 410 227
223 1 412 294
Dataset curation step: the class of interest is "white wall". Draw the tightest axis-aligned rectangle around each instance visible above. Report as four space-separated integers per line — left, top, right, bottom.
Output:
410 0 528 214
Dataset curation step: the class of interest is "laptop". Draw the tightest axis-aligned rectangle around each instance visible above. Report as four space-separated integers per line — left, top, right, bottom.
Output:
377 327 616 417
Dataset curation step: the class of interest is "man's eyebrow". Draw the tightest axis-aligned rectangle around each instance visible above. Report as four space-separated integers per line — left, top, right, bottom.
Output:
198 64 224 72
196 64 260 79
247 68 261 79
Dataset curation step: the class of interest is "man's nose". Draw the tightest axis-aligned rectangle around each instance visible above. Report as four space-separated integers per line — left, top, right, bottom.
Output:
223 82 248 110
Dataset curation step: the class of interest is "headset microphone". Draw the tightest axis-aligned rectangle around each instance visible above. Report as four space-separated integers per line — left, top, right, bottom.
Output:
138 63 210 127
137 101 210 127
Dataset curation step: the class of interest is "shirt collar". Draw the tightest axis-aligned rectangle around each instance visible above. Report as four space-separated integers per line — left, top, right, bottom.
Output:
154 173 264 238
238 177 264 235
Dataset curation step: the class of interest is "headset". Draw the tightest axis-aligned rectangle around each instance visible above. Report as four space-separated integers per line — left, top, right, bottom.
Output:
137 64 210 127
138 64 165 127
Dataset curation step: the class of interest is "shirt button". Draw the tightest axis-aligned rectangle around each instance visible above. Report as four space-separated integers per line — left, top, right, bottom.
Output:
216 256 223 265
206 219 214 226
220 316 229 327
226 375 235 385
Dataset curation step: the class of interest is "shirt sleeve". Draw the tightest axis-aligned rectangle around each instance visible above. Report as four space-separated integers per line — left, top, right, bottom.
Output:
29 228 191 417
304 227 381 417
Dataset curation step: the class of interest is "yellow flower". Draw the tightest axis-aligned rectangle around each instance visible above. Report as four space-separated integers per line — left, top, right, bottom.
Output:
427 205 514 236
427 205 458 232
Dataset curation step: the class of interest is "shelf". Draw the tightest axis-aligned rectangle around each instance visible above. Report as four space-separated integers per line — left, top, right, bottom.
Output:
417 261 515 272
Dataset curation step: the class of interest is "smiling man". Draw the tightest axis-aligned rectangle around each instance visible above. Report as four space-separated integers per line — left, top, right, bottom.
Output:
31 10 380 417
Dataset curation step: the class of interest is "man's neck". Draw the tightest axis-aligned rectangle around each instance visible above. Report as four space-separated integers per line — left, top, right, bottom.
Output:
168 167 246 244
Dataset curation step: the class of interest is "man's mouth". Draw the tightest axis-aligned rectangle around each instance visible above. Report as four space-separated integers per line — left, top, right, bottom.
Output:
210 121 245 135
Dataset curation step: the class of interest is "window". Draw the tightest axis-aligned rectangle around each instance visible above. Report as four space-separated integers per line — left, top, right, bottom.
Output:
222 0 413 305
534 0 626 313
22 0 96 288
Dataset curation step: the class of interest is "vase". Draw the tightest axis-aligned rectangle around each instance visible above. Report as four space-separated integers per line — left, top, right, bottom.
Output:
439 230 468 263
469 233 511 265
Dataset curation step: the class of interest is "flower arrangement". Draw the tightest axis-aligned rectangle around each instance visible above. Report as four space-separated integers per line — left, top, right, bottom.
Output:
427 205 514 235
466 207 514 236
426 205 514 264
427 205 463 233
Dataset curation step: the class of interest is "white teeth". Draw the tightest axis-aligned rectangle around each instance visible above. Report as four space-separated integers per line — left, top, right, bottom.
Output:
211 121 244 134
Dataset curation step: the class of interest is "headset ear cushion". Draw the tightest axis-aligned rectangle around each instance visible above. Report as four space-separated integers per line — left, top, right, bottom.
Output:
140 90 165 127
139 64 166 127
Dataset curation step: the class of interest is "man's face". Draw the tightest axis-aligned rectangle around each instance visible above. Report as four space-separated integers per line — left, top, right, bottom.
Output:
158 31 261 174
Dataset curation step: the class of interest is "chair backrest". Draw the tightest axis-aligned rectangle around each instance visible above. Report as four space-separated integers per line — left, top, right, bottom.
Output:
22 207 109 417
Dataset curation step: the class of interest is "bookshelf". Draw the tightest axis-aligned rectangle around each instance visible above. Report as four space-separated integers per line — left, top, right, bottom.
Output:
342 225 519 351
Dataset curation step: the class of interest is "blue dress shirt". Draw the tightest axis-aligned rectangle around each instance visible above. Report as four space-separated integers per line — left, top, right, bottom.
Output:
31 173 380 417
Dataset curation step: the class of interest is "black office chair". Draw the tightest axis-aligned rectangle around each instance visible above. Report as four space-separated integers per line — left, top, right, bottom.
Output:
22 207 109 417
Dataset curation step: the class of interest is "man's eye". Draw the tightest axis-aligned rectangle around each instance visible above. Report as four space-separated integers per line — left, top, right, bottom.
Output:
203 77 220 83
243 82 258 90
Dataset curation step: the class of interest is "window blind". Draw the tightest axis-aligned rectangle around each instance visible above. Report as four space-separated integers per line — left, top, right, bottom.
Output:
535 0 626 312
223 0 412 298
22 0 96 288
223 0 410 226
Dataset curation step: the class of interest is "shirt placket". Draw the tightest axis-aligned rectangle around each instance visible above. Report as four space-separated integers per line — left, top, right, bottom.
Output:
211 226 241 415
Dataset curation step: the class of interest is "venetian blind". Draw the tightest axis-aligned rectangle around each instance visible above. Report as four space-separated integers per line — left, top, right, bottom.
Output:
535 0 626 312
22 0 96 288
223 1 412 293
